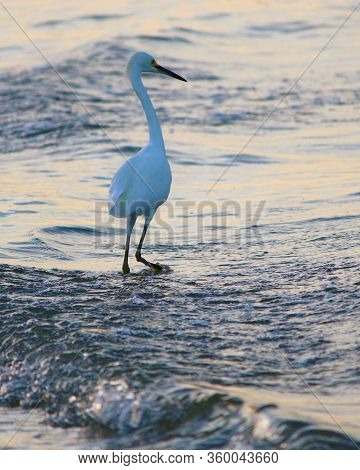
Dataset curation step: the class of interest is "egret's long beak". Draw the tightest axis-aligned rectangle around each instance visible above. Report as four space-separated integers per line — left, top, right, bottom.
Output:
155 64 187 82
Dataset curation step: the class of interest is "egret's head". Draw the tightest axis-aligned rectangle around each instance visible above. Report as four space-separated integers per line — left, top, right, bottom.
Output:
127 51 187 82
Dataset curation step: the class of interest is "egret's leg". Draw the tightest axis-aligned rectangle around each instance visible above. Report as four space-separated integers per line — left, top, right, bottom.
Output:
122 213 137 274
136 218 162 271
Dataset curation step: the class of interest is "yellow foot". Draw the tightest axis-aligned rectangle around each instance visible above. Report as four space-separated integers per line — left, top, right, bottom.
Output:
136 255 162 271
149 262 162 271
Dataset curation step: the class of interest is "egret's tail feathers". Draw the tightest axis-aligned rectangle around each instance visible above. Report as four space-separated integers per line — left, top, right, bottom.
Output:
109 199 126 218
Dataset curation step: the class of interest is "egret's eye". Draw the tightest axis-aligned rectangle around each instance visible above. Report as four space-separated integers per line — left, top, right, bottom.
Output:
151 59 158 67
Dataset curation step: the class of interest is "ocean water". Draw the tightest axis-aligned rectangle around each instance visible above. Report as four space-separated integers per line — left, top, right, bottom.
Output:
0 0 359 449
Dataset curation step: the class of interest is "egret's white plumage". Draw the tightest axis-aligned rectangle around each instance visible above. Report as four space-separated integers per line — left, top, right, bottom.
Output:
108 52 187 274
108 144 171 219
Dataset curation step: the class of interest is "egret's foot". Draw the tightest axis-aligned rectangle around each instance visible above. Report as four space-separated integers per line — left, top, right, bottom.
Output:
136 254 162 271
148 261 163 271
122 263 130 275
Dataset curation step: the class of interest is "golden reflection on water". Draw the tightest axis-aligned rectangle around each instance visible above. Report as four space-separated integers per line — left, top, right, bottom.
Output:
0 0 355 68
0 0 359 271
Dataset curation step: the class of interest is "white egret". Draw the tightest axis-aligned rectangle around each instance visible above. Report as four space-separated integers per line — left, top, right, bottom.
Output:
108 52 187 274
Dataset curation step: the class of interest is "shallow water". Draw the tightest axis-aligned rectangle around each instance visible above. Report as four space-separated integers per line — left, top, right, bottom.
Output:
0 0 359 449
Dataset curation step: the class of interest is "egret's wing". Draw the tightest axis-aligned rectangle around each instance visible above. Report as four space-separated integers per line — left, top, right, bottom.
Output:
108 184 125 217
108 162 132 217
108 147 155 217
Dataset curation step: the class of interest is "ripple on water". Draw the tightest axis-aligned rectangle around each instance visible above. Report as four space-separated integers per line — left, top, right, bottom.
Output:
248 20 330 35
70 380 360 449
136 35 192 44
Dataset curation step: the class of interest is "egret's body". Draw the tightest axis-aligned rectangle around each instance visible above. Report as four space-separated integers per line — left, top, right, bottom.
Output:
109 145 171 219
108 52 186 274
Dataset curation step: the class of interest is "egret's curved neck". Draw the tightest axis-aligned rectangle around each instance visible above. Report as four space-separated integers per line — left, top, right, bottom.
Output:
128 65 165 151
